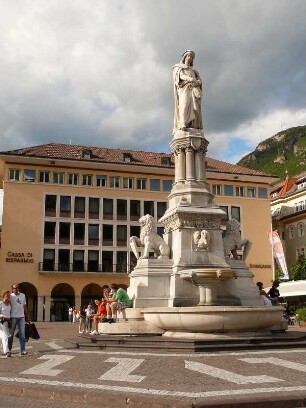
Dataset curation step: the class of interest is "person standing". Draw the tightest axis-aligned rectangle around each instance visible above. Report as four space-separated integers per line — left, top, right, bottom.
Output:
0 290 12 357
8 283 31 356
85 304 94 333
68 306 73 324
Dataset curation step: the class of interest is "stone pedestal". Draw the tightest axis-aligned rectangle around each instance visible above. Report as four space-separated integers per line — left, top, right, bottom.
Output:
159 129 231 306
128 259 173 307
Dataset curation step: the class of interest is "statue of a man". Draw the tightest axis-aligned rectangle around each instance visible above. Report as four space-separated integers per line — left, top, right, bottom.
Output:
173 50 203 134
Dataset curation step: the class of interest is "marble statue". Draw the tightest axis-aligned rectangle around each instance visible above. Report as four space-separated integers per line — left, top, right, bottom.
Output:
193 229 210 251
173 50 203 133
223 219 252 260
129 214 170 260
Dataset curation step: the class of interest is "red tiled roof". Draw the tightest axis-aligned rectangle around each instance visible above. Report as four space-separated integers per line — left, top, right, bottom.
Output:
0 143 276 177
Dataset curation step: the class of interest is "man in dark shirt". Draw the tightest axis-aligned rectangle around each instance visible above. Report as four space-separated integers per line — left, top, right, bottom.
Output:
268 280 280 305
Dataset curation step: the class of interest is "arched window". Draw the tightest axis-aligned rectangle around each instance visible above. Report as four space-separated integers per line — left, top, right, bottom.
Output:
289 225 295 239
298 223 304 237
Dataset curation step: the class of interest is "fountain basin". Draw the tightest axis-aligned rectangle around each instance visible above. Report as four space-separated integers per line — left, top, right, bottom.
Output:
143 306 284 333
179 268 237 305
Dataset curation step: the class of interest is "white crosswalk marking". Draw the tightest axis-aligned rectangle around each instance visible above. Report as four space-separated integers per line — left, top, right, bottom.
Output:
185 360 283 384
21 355 75 376
240 357 306 372
98 357 146 383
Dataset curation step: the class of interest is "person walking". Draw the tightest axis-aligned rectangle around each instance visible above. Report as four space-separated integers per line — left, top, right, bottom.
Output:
8 283 31 356
68 306 73 324
0 290 12 357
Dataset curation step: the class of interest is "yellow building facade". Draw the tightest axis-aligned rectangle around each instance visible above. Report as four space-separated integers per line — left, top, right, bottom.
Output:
0 143 277 321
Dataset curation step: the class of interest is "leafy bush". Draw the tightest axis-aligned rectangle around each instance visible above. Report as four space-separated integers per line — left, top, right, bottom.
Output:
295 307 306 322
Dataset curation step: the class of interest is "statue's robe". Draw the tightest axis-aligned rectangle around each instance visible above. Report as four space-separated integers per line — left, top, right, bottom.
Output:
173 63 203 134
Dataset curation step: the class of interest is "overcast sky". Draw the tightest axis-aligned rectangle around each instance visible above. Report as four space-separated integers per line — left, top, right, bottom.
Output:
0 0 305 165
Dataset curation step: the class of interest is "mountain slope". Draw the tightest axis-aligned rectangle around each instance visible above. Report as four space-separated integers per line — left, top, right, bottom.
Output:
237 126 306 178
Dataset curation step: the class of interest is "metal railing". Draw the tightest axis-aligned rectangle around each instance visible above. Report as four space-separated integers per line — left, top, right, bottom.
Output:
39 262 132 273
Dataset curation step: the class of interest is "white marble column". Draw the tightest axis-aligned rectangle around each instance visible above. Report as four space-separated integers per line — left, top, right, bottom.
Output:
186 147 195 181
195 151 205 181
177 148 186 182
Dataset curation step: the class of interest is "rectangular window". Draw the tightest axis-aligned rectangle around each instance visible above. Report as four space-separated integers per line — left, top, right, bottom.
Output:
130 225 140 237
258 187 268 199
163 180 172 192
58 249 70 271
59 222 70 244
150 179 160 191
117 225 127 246
68 173 79 186
82 174 92 186
103 224 113 245
96 175 107 187
88 250 99 272
144 201 154 216
247 187 256 198
123 177 134 189
89 198 99 218
116 251 127 272
157 202 167 218
24 169 36 182
110 176 120 188
88 224 99 245
73 250 84 272
45 195 57 216
235 186 245 197
74 197 85 218
39 171 50 183
44 222 56 244
103 198 113 219
231 206 241 222
53 172 64 184
212 184 222 196
130 200 140 220
157 226 164 237
117 199 127 220
43 249 55 271
220 205 229 225
60 196 71 216
224 185 234 196
9 169 20 181
102 251 113 272
137 178 147 190
74 223 85 245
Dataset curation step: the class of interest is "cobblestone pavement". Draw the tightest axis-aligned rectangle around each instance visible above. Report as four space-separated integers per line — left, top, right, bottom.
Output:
0 323 305 407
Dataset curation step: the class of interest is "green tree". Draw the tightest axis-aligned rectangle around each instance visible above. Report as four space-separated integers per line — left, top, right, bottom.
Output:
290 255 306 281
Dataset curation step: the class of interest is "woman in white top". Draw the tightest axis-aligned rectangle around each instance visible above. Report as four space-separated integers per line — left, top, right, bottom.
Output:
0 290 12 357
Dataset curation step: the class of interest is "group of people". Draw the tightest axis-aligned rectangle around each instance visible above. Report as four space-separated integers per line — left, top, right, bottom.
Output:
0 284 31 358
256 280 280 307
71 283 131 335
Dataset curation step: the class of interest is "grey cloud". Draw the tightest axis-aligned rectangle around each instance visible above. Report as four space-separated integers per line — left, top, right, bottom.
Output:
0 0 305 162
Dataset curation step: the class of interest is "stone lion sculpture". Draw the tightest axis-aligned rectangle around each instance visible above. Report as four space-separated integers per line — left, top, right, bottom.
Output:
223 219 252 260
129 214 170 260
193 229 210 251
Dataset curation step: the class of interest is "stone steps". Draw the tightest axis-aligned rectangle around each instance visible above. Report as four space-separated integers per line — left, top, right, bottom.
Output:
73 331 306 352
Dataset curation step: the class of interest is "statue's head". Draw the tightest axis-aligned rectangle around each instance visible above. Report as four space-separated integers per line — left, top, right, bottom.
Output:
181 50 195 66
